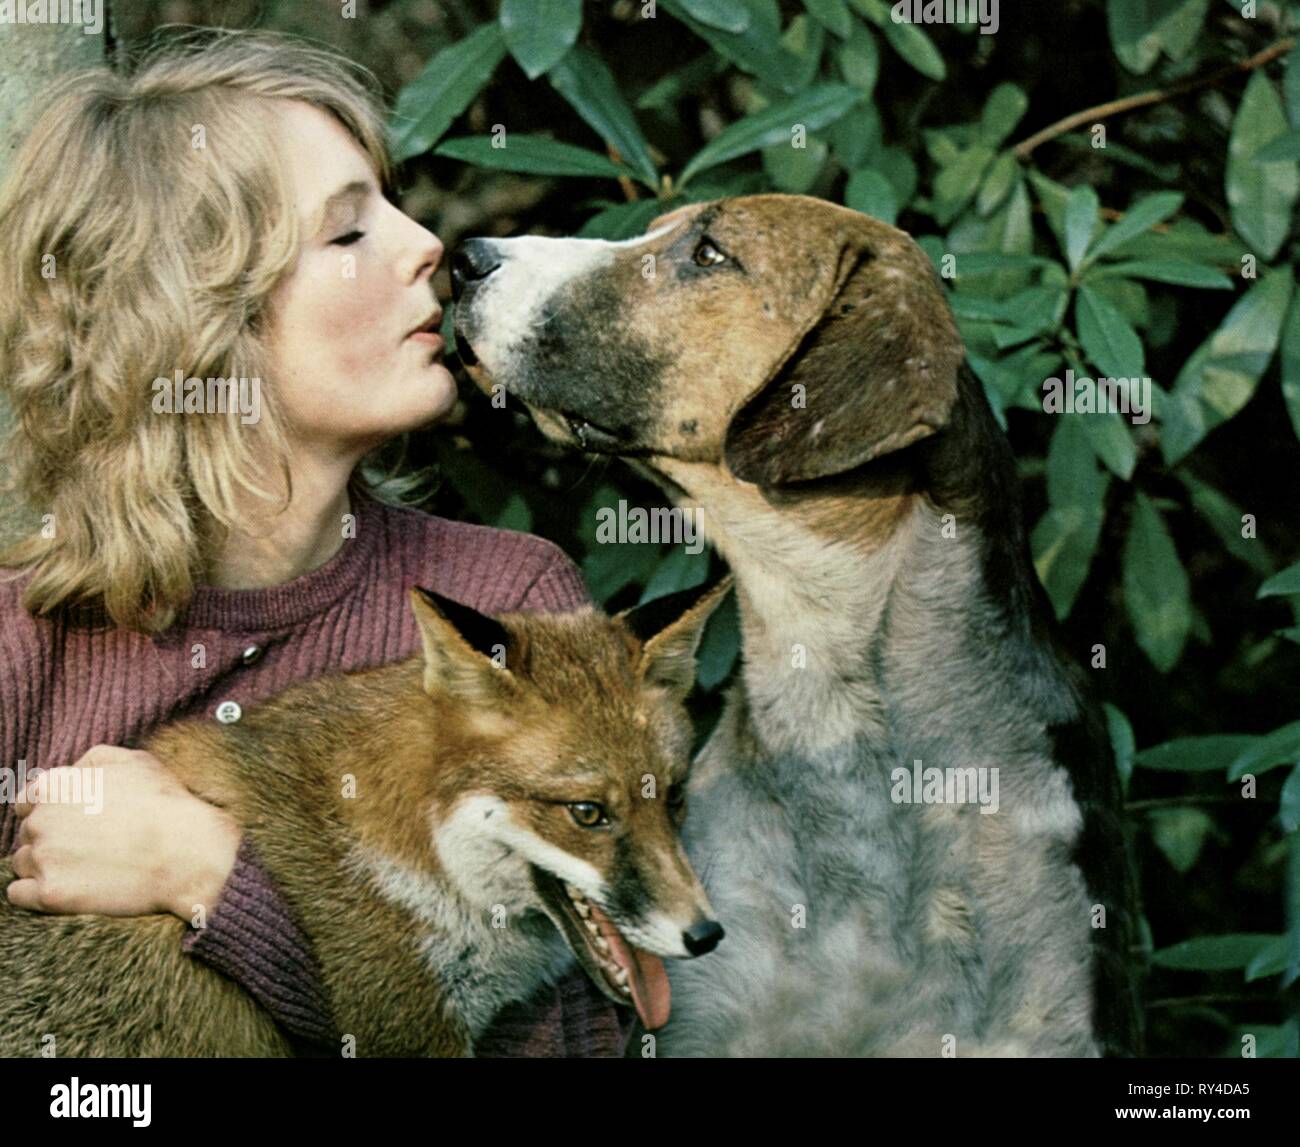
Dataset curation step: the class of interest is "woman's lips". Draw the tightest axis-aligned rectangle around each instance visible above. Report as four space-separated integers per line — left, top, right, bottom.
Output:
407 331 445 352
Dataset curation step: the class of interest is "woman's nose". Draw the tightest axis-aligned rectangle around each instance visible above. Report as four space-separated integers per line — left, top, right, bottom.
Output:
450 239 502 300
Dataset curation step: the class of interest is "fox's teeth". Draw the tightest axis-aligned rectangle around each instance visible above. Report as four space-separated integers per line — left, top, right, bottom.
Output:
574 901 591 919
584 917 600 937
593 933 610 954
612 967 628 985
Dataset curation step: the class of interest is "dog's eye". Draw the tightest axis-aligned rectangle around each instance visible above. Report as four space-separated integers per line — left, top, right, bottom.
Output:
693 238 727 267
568 801 609 828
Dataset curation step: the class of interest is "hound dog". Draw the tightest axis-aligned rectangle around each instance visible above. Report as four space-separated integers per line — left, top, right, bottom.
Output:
450 194 1143 1057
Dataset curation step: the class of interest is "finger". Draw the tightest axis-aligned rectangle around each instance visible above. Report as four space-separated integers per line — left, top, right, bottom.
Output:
13 766 47 818
5 877 43 912
10 845 35 879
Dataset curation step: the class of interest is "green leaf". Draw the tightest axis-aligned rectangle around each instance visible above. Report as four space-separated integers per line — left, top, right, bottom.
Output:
1031 418 1109 619
1253 129 1300 163
638 546 711 604
880 14 946 81
1284 44 1300 126
782 13 828 90
1165 270 1295 466
845 167 899 225
577 198 671 240
499 0 582 79
976 152 1018 217
1107 0 1209 76
1080 411 1138 482
1149 808 1214 874
433 134 632 179
679 84 863 185
549 48 659 188
980 84 1029 148
933 144 995 226
660 0 802 94
676 0 753 32
432 439 533 533
635 53 728 111
1259 561 1300 598
802 0 853 37
1090 259 1233 290
1179 473 1274 575
837 21 880 96
1084 192 1184 266
389 24 508 162
695 588 741 689
1226 71 1300 261
1283 290 1300 442
763 135 829 193
1151 933 1278 972
1136 734 1260 773
1228 720 1300 781
1123 492 1191 672
1104 703 1136 791
1244 933 1299 982
1280 765 1300 834
1077 286 1145 379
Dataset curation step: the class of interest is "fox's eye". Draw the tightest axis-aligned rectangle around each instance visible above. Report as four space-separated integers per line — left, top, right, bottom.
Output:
666 783 686 809
568 802 608 828
331 230 365 246
693 238 726 267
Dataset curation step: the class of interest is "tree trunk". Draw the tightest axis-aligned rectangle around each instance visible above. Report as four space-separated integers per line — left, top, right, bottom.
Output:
0 21 105 551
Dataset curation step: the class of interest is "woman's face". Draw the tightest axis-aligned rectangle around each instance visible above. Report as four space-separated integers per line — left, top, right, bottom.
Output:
263 100 455 454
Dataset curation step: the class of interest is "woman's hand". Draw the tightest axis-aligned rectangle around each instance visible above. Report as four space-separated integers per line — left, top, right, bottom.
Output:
5 744 241 922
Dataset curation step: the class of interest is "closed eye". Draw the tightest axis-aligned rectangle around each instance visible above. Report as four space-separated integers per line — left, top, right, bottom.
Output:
331 230 365 246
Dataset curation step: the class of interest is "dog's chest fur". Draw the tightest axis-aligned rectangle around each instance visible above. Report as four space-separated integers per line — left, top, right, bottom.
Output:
657 505 1100 1057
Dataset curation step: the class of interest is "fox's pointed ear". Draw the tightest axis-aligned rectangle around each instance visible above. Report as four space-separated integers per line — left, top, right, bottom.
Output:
409 586 514 701
617 574 734 697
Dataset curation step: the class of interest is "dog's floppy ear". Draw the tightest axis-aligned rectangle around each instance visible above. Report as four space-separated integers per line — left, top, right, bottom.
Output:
724 220 964 486
617 574 734 698
409 586 515 702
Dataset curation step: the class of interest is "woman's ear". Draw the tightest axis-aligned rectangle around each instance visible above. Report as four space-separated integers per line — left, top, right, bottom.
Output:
723 227 964 486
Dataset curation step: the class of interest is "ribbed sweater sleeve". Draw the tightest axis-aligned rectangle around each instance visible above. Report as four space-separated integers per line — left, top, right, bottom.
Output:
180 835 338 1047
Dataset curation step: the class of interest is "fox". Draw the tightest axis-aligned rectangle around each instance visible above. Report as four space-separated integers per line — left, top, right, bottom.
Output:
0 578 731 1057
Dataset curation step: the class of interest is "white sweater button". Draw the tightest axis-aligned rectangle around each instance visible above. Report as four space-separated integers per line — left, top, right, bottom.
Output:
215 700 242 724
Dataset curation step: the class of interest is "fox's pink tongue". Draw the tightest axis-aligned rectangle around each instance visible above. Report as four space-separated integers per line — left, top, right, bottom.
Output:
587 903 670 1030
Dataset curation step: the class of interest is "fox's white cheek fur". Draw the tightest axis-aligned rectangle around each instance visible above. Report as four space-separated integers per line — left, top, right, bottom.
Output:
434 794 607 909
621 911 694 958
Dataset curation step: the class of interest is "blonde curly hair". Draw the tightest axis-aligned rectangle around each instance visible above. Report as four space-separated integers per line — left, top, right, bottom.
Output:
0 27 430 634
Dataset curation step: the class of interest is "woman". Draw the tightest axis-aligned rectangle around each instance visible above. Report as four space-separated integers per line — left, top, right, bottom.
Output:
0 27 629 1057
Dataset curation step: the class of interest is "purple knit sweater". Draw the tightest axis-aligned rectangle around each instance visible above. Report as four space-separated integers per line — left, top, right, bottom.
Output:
0 480 633 1057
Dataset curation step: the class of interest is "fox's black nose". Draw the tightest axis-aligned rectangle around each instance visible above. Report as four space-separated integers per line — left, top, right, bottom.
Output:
450 239 501 301
682 920 725 956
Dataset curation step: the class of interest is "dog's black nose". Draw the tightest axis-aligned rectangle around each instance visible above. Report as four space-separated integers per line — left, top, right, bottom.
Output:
682 920 725 956
450 239 501 301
